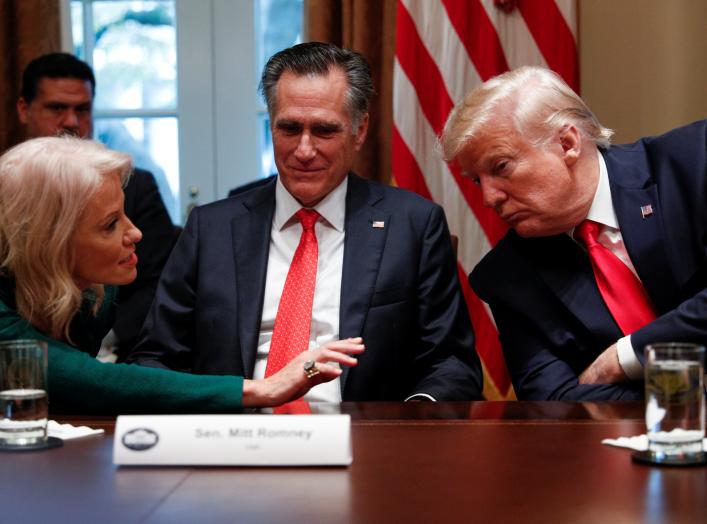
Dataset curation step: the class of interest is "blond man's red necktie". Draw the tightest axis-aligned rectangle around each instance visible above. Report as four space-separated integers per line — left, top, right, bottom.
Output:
574 220 657 335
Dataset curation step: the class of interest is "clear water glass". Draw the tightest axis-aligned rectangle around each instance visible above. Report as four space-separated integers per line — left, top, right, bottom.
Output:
644 343 705 462
0 340 49 446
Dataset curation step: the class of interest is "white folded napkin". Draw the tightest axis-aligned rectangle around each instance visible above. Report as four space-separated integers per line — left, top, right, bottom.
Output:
47 420 104 440
602 432 707 451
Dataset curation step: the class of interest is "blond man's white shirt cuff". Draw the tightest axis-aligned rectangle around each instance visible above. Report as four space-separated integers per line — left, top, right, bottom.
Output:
618 335 644 380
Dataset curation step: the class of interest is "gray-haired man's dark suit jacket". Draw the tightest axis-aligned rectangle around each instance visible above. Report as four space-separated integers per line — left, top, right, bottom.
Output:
130 173 483 400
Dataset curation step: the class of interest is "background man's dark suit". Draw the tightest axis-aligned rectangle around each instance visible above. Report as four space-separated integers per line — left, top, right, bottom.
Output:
130 173 483 400
114 167 175 355
471 120 707 400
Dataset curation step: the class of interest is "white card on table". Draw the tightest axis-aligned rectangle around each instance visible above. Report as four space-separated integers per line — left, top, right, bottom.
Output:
113 414 351 466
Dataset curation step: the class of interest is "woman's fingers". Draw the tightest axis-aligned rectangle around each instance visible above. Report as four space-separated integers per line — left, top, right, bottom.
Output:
319 338 365 355
317 349 360 367
309 362 344 381
326 337 364 350
305 338 364 369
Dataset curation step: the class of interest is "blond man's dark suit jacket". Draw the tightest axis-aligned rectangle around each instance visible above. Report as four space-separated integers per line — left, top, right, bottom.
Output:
471 120 707 400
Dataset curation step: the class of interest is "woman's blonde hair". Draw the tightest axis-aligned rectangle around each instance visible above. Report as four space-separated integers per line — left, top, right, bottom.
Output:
0 136 132 341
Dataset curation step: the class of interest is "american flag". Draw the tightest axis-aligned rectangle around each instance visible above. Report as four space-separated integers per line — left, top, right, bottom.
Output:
393 0 578 399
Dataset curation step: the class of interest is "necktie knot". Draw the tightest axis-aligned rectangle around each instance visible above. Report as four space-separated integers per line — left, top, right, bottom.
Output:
574 219 601 248
296 209 319 231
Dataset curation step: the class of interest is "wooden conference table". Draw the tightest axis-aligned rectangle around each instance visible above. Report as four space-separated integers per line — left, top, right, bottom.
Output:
1 402 705 523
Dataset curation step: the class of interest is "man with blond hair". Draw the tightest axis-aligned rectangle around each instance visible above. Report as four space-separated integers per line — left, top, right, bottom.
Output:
442 66 707 400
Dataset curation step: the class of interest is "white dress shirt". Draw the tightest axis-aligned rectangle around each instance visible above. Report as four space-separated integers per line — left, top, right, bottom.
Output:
253 177 347 402
572 150 645 379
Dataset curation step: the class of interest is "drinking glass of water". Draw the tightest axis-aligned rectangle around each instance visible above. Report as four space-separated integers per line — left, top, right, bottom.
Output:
644 343 705 464
0 340 49 447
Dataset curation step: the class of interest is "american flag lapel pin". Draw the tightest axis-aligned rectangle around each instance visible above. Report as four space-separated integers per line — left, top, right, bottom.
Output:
372 221 385 228
640 205 654 219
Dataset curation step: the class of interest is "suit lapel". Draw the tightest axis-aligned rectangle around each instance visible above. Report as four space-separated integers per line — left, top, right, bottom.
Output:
232 182 276 377
519 233 623 342
604 148 679 312
339 175 389 388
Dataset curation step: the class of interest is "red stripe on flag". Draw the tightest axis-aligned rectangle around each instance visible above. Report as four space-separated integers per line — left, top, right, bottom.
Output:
517 0 579 91
441 0 510 80
395 0 512 395
395 3 454 132
396 2 506 245
457 262 511 395
391 125 434 201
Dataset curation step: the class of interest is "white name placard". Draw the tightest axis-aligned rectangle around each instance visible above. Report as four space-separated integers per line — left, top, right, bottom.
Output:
113 414 351 466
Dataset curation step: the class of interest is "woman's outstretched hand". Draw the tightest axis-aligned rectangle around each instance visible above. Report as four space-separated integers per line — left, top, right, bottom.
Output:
242 337 365 407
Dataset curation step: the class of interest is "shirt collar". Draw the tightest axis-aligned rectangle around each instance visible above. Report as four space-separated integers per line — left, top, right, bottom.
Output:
584 149 619 229
274 175 348 232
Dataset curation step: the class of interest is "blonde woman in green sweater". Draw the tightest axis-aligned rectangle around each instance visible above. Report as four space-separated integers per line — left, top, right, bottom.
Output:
0 137 363 414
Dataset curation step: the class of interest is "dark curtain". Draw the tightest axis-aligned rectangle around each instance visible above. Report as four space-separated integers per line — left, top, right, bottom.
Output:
0 0 61 153
306 0 396 184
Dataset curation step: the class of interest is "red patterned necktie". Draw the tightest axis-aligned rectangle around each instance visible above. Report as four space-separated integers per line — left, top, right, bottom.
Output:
574 220 657 335
265 208 320 377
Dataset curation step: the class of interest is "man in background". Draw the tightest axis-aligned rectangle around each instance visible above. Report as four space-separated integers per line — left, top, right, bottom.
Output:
130 42 483 401
441 65 707 400
17 52 176 357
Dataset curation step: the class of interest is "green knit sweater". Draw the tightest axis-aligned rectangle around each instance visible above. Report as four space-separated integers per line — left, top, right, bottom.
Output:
0 277 243 414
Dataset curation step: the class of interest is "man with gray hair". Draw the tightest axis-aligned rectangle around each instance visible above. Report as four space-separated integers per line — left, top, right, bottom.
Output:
442 65 707 400
130 42 483 402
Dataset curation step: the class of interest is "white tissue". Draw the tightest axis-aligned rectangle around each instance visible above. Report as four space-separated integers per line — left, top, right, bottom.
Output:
602 431 707 451
47 420 104 440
